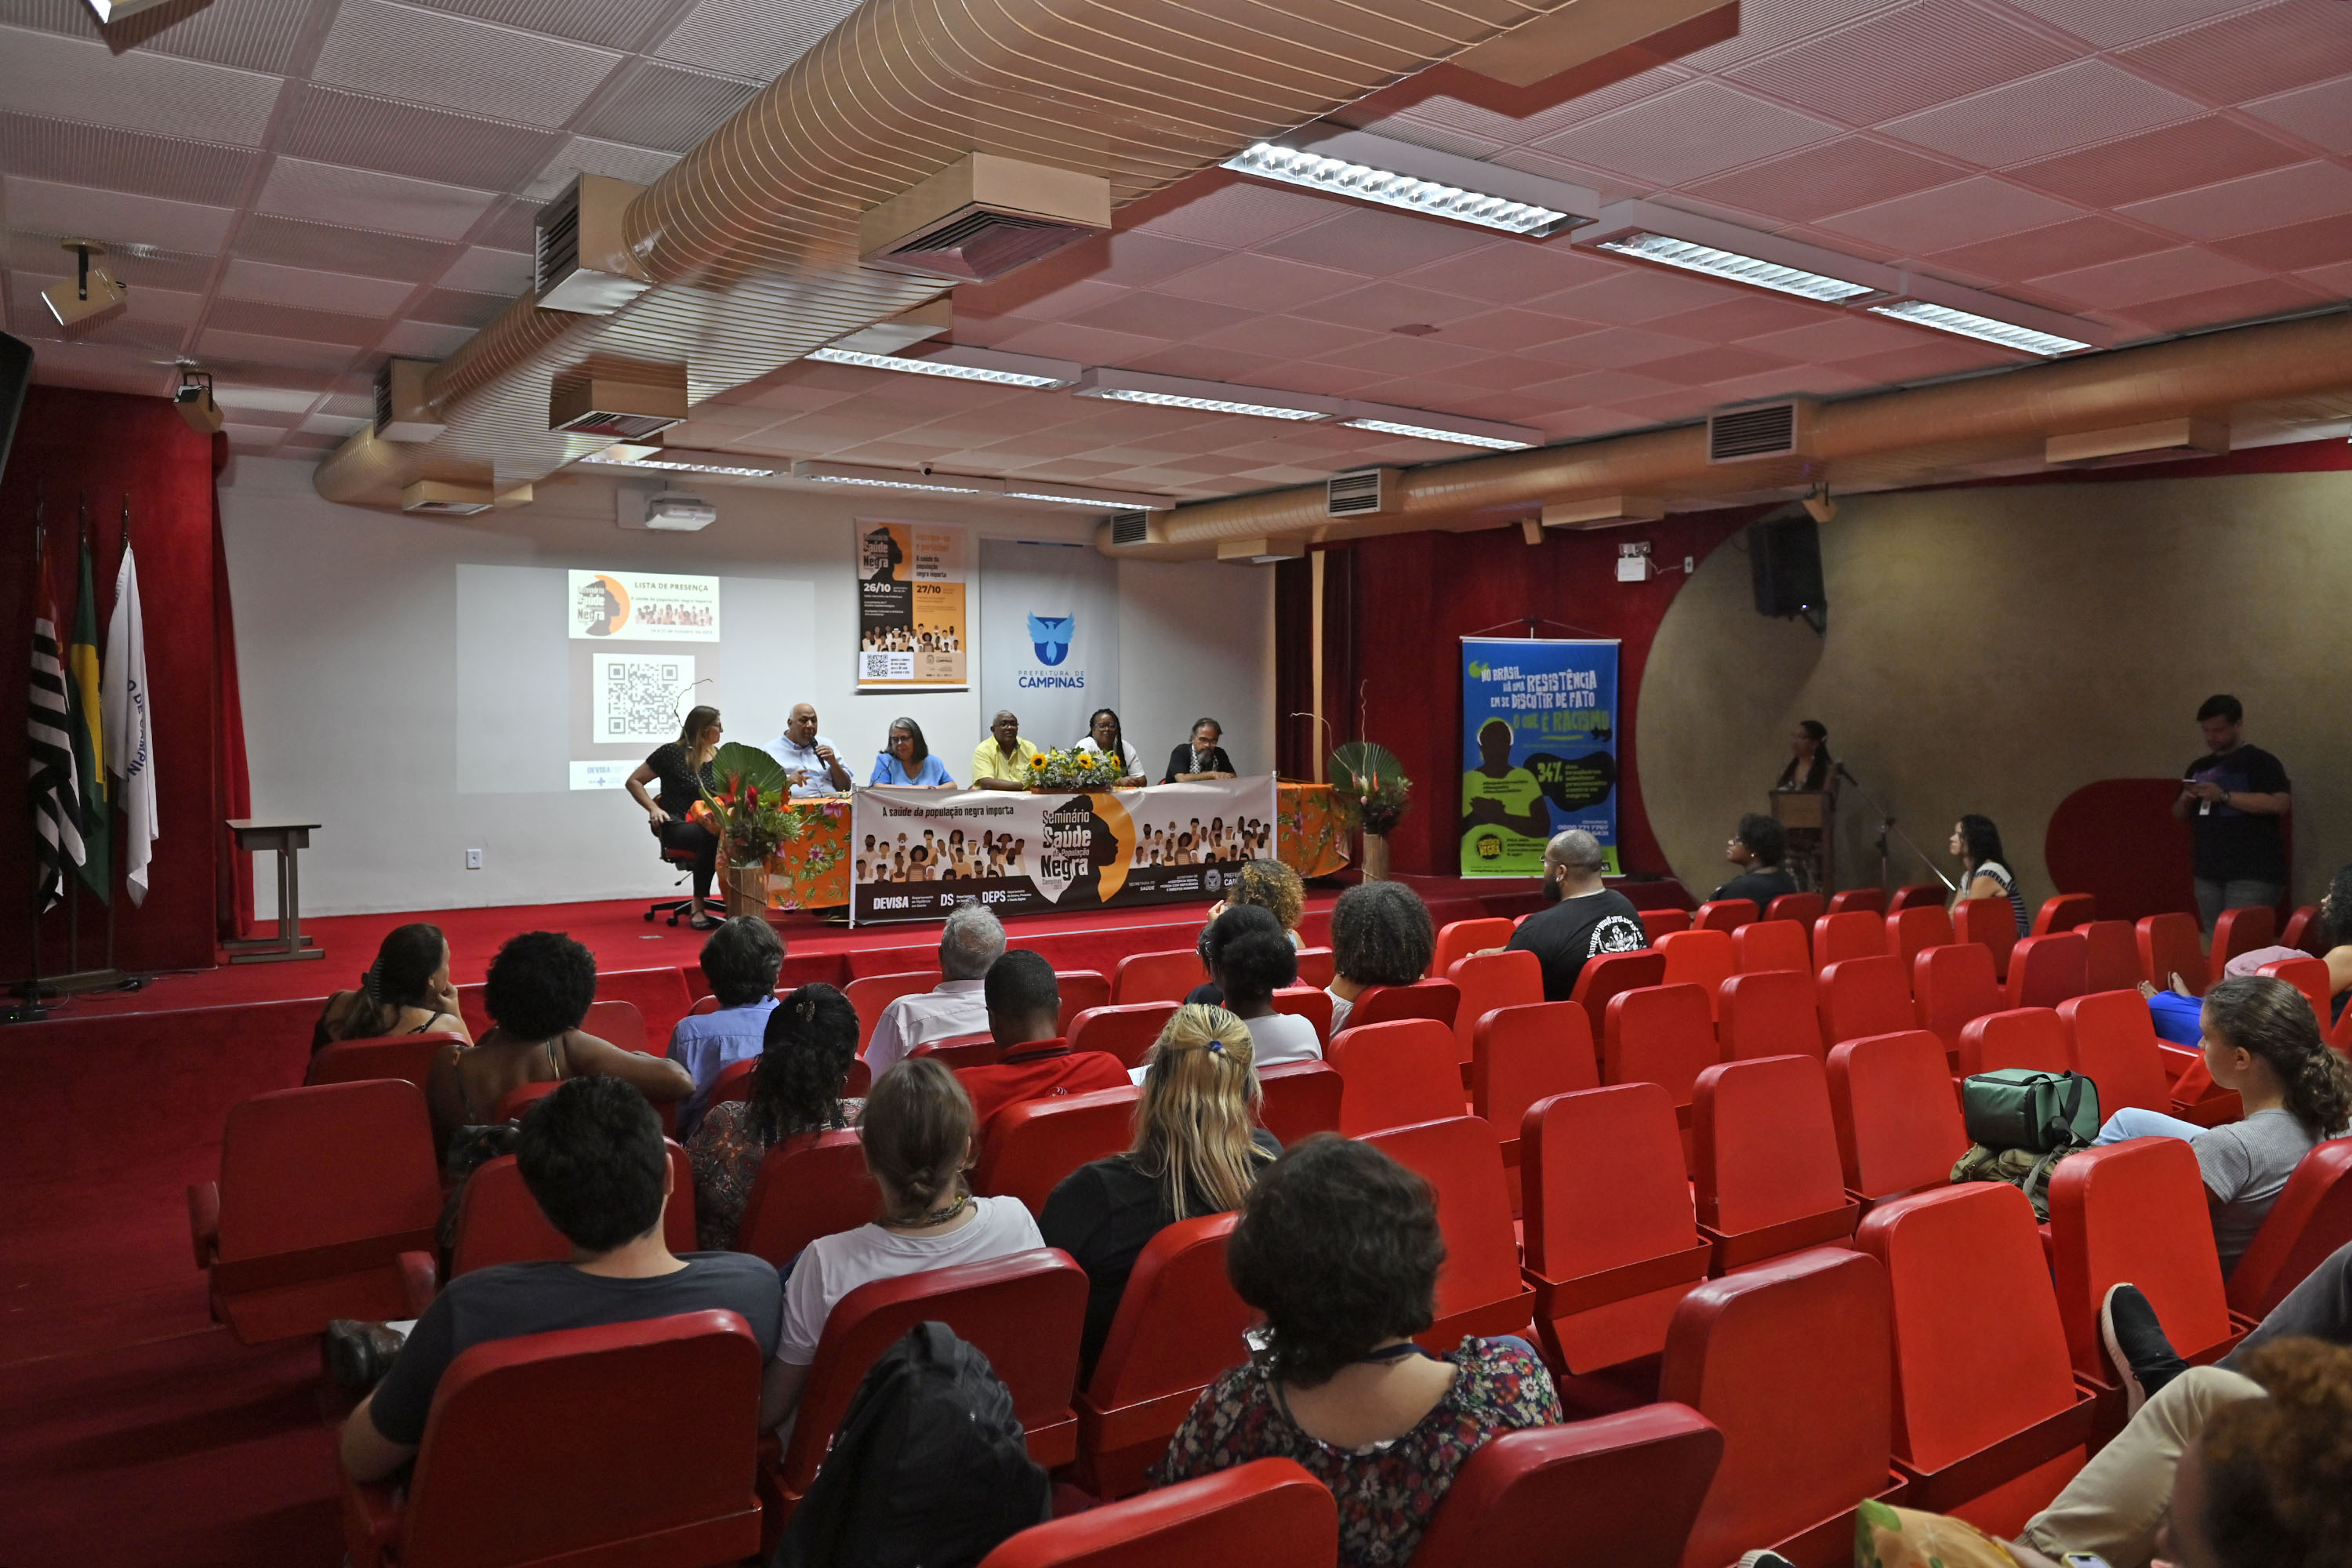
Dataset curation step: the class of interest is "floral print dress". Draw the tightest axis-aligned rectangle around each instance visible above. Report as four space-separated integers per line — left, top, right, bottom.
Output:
684 1100 860 1252
1152 1338 1562 1566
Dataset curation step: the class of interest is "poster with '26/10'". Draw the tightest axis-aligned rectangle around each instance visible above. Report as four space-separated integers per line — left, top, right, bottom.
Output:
856 521 967 689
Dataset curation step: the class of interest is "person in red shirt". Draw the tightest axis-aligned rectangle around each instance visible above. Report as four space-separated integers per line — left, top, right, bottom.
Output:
954 949 1128 1132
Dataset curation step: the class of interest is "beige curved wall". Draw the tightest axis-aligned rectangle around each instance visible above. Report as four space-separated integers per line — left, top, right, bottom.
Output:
1639 467 2352 912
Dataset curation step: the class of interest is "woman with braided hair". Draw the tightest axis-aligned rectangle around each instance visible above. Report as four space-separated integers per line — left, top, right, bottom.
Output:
685 982 860 1250
311 923 468 1051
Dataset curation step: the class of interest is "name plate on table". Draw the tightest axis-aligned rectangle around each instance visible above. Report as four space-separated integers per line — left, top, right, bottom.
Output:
848 776 1278 925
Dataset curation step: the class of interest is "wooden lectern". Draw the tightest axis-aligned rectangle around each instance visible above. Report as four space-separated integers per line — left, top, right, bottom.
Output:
1769 789 1834 891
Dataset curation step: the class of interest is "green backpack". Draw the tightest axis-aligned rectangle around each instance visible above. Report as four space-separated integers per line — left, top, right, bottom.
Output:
1950 1069 2102 1221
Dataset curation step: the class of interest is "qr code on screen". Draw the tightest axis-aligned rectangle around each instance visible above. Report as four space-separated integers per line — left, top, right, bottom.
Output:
592 653 695 744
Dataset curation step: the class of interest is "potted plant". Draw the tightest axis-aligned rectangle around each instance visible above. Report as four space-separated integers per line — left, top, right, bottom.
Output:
1329 740 1410 881
1025 746 1127 791
694 742 797 918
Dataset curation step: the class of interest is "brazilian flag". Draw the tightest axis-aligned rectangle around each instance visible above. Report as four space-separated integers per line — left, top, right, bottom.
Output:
68 530 108 899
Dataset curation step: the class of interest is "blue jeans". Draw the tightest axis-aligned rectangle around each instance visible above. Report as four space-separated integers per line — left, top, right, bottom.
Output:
2194 877 2283 932
2096 1106 2206 1145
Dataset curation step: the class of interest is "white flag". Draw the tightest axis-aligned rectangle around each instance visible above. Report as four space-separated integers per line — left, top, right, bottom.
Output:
102 543 158 906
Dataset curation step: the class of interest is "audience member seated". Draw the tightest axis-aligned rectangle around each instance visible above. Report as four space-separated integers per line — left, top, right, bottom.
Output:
336 1076 789 1482
667 916 784 1137
865 904 1006 1074
2318 864 2352 1017
423 931 693 1153
1504 828 1647 1001
1326 881 1436 1035
1163 716 1238 782
1711 813 1798 909
2092 975 2352 1271
1153 1134 1561 1566
770 1058 1044 1426
1186 859 1310 1006
869 716 955 786
687 984 862 1250
1042 1004 1276 1381
311 922 469 1051
954 951 1129 1131
1075 706 1149 788
1949 812 2029 938
1197 906 1319 1069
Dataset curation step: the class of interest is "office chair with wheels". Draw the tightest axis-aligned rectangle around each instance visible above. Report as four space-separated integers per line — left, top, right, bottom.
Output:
646 822 724 927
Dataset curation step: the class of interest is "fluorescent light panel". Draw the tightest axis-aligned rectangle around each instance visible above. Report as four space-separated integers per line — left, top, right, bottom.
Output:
1002 482 1174 510
791 460 1004 495
582 446 778 477
1225 142 1577 238
1072 368 1334 423
1867 299 2091 357
804 345 1079 389
1596 231 1874 303
1338 401 1540 451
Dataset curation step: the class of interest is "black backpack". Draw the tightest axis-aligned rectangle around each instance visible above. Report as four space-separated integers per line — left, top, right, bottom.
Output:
774 1322 1051 1568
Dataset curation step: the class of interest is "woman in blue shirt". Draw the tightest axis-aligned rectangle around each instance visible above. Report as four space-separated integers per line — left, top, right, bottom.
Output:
869 717 956 786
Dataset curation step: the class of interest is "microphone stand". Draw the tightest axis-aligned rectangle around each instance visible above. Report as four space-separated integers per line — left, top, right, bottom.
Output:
1832 762 1956 895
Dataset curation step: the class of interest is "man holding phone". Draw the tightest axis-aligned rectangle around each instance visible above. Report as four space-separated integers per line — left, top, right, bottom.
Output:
2171 695 2290 930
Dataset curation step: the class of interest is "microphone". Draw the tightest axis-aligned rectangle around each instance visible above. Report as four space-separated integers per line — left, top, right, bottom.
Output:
1832 760 1857 785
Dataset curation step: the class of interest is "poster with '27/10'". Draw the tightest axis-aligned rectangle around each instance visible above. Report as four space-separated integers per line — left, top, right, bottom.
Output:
856 521 967 689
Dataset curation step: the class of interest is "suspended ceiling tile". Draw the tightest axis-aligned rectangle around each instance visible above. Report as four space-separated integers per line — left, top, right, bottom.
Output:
1545 325 1715 368
312 0 623 129
1611 386 1730 423
1999 0 2251 49
2292 257 2352 294
472 199 538 251
984 320 1174 365
1187 314 1384 360
5 230 216 289
1123 345 1288 383
976 278 1128 326
1672 0 1900 71
1258 207 1497 275
2119 0 2352 104
1153 251 1368 313
212 382 328 414
653 0 862 78
0 0 316 72
1232 465 1335 485
1508 63 1700 141
1535 267 1745 325
2029 245 2269 308
233 214 460 281
1067 291 1261 341
1313 334 1490 376
2205 210 2352 271
1926 215 2171 280
1631 345 1802 386
1653 292 1842 342
2006 117 2305 208
1677 136 1967 223
2121 275 2338 334
196 328 361 374
281 86 562 193
0 111 260 207
1522 368 1686 405
2122 161 2352 241
220 257 418 315
207 296 386 345
521 136 679 201
1132 181 1353 249
257 158 498 241
575 60 757 152
410 0 678 49
409 286 511 326
1816 175 2080 254
1347 114 1505 162
1735 312 1932 360
1397 94 1554 145
439 244 532 294
1881 60 2205 167
1417 241 1621 305
2241 74 2352 156
4 174 235 252
1246 360 1380 397
1832 337 2020 383
1725 1 2075 128
1534 80 1842 186
1431 307 1595 353
0 24 282 146
1289 280 1487 332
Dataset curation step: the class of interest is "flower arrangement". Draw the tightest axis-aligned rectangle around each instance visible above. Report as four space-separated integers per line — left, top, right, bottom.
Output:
1329 740 1411 837
1027 746 1127 789
694 742 802 866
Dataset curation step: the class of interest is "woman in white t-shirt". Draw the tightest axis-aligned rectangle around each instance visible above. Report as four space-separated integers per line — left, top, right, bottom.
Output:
1949 814 2030 939
1076 708 1148 788
768 1056 1044 1424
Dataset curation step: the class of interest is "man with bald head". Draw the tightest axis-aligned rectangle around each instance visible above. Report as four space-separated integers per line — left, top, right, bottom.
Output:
768 703 850 796
1504 829 1648 1000
971 710 1040 792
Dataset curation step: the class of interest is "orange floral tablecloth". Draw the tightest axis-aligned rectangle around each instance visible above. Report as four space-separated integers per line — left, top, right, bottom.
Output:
760 782 1350 910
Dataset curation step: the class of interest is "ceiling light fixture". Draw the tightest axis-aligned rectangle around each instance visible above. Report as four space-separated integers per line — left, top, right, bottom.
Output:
1071 368 1335 422
1595 231 1874 303
1000 481 1174 511
805 344 1080 389
1225 142 1580 238
1338 401 1541 451
581 447 779 478
790 460 1005 495
1867 299 2091 357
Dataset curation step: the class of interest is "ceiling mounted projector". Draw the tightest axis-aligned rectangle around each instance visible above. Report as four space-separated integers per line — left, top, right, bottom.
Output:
619 488 717 532
173 368 223 434
42 240 128 334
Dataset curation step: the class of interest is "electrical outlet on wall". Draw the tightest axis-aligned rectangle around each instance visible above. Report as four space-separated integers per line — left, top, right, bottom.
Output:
466 848 484 870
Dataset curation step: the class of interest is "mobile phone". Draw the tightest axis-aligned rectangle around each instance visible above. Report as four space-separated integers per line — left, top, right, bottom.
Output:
2061 1554 2114 1568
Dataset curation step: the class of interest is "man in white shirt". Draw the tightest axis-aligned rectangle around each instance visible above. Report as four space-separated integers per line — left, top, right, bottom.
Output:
863 903 1005 1074
768 702 851 797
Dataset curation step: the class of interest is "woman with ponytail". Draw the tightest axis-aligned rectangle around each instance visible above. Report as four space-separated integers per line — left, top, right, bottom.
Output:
686 983 859 1250
1044 1004 1279 1380
312 924 468 1051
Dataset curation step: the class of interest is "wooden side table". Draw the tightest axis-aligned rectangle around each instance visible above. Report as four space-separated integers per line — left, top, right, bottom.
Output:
225 818 325 964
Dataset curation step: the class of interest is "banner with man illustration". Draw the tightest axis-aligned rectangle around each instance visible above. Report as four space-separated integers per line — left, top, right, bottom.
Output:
855 520 967 689
848 775 1276 924
1459 637 1620 877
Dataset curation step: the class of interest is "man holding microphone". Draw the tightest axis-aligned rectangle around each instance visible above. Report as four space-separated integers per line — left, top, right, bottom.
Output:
768 703 851 796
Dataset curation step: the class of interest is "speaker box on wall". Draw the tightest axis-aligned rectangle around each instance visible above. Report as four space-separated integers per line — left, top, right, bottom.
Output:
1749 507 1826 633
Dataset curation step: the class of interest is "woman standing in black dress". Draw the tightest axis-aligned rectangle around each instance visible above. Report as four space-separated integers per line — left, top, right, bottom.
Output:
626 704 724 928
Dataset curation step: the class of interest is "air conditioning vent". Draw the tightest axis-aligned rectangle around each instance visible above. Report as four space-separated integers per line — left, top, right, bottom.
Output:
535 176 652 315
549 374 688 442
1110 510 1154 546
1708 401 1806 464
862 154 1111 284
874 210 1092 283
401 480 494 517
1327 467 1398 517
372 358 443 442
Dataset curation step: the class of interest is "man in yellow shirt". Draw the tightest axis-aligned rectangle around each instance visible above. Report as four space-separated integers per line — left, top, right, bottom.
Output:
971 710 1040 791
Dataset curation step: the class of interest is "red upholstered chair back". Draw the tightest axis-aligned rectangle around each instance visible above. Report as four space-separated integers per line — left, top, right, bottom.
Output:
2059 991 2172 1117
1826 1032 1970 1203
1067 1002 1180 1069
358 1312 763 1568
1569 949 1666 1040
1813 910 1886 973
1715 970 1823 1062
1078 1214 1256 1499
687 993 724 1017
1447 951 1544 1060
1331 1019 1465 1138
305 1033 463 1092
1958 1007 2070 1078
1886 884 1947 914
1730 919 1809 976
1269 985 1334 1044
1054 971 1112 1035
845 970 942 1052
1113 949 1205 1007
1361 1116 1531 1348
2033 893 2097 935
2004 932 2089 1010
976 1085 1141 1217
1657 929 1735 1020
449 1145 695 1277
493 1079 561 1123
1602 984 1722 1115
1410 1408 1724 1568
1661 1250 1893 1568
2137 913 2209 997
1855 1185 2081 1475
1640 907 1693 942
1348 978 1461 1031
733 1128 877 1267
1690 1055 1853 1243
911 1031 1000 1069
2280 904 2325 957
2081 920 2143 992
1764 891 1823 932
1293 947 1335 989
2210 904 2277 967
2257 956 2330 1028
1885 906 1955 971
777 1250 1087 1494
708 1057 757 1110
214 1080 440 1272
1256 1061 1343 1146
1434 917 1517 978
1472 1003 1598 1158
975 1458 1336 1568
1693 898 1756 933
1912 942 2002 1058
2048 1138 2234 1381
1819 954 1913 1048
1952 898 2018 981
2227 1138 2352 1319
1828 887 1886 915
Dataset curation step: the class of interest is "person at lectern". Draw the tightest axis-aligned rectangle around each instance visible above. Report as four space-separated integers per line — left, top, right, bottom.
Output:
627 705 724 931
870 717 955 786
1772 719 1834 793
768 702 850 796
971 710 1039 790
1712 813 1799 908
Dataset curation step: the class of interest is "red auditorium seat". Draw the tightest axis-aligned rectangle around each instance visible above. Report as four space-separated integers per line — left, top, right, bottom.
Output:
1447 950 1544 1062
1913 942 2003 1060
1690 1055 1858 1272
1692 898 1756 934
1434 916 1517 978
1602 984 1722 1132
2257 956 2329 1026
1055 971 1112 1034
2032 893 2097 935
2048 1139 2239 1391
1473 1002 1598 1211
976 1086 1139 1216
1958 1007 2070 1078
341 1312 763 1568
448 1145 696 1276
304 1032 463 1091
1294 946 1335 989
1826 1032 1970 1206
1730 920 1808 977
188 1080 441 1344
1331 1020 1465 1138
583 998 648 1054
1066 1002 1180 1069
1361 1116 1533 1348
2227 1138 2352 1319
1348 978 1461 1031
1520 1084 1709 1376
1886 884 1948 914
845 970 942 1054
1074 1214 1255 1500
1113 949 1205 1007
685 993 725 1018
1657 929 1735 1021
977 1457 1336 1568
1952 898 2018 981
1812 909 1885 972
766 1250 1087 1528
1257 1061 1343 1146
1410 1408 1724 1568
707 1056 757 1110
1568 949 1665 1041
2210 904 2276 968
2079 920 2142 992
2280 903 2325 956
1763 891 1822 934
2137 913 2209 997
1640 907 1693 942
1827 887 1886 915
1269 985 1334 1044
732 1128 877 1268
1857 1185 2092 1529
1661 1250 1896 1568
2058 991 2173 1117
911 1030 1000 1069
1818 954 1913 1048
1885 905 1954 971
2004 932 2089 1010
503 1069 682 1135
1715 970 1823 1062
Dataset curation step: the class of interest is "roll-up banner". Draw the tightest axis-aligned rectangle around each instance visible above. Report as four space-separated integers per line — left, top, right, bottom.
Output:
849 776 1277 924
1459 637 1621 877
977 537 1120 750
855 519 967 689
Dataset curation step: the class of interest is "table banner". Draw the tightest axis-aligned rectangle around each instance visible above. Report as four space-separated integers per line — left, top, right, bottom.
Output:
847 776 1278 924
1459 637 1621 877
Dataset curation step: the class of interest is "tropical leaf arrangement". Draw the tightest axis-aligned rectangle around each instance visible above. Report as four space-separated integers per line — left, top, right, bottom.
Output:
1330 740 1411 837
695 742 799 865
1027 746 1127 789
